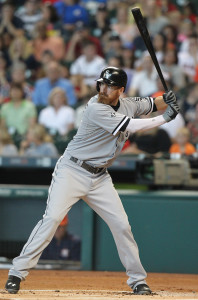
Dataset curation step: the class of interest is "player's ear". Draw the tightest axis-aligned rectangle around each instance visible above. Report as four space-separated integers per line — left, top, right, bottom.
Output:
119 87 125 94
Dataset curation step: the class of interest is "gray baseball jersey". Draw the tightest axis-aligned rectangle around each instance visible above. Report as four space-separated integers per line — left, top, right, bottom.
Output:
66 94 153 167
8 94 154 291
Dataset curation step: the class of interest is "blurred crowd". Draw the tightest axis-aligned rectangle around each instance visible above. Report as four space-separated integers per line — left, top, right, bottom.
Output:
0 0 198 159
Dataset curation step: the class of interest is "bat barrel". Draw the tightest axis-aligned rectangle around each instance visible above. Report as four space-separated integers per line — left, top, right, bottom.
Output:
131 8 169 92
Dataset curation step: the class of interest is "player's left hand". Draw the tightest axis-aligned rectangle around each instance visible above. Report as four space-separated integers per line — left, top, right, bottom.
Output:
162 102 180 122
163 90 177 105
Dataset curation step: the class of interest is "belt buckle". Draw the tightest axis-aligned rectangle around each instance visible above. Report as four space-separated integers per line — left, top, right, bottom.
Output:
76 159 83 167
95 167 102 174
71 156 83 166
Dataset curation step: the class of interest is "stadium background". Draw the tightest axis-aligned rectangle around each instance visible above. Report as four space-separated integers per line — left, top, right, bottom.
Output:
0 0 198 298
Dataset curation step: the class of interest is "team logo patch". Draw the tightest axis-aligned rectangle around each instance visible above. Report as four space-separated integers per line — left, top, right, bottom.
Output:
104 70 111 79
111 112 116 117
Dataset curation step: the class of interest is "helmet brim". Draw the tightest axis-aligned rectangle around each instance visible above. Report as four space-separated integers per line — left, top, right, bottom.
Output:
96 77 117 86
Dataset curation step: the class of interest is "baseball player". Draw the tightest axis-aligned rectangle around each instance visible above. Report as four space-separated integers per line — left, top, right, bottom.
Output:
5 67 179 295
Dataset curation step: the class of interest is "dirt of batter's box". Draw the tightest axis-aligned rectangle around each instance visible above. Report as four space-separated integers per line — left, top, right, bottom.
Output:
0 270 198 299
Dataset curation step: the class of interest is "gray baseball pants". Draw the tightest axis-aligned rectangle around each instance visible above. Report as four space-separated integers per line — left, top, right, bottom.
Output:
9 154 147 289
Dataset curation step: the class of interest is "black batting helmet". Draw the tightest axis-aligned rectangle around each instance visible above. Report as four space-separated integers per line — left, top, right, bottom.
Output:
96 67 127 92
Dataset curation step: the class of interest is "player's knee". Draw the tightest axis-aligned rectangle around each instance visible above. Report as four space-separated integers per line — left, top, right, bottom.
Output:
116 221 131 235
44 215 62 227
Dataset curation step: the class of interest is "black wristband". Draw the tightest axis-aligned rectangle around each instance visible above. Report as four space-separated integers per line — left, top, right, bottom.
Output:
153 102 157 112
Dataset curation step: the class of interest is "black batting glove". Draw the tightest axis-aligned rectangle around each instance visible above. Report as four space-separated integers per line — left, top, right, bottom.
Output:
163 102 180 122
163 90 177 105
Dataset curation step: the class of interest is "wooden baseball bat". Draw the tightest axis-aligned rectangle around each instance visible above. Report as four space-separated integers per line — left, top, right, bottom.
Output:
131 7 169 92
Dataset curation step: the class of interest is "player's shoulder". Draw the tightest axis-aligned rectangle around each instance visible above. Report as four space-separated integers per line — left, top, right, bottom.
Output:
88 94 98 105
85 96 112 118
121 96 137 104
121 96 152 103
88 97 112 111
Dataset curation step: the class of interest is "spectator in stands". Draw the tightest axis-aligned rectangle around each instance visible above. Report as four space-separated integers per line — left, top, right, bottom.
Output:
1 32 14 68
0 52 10 104
0 83 36 136
167 10 183 38
9 61 34 101
144 0 170 37
0 1 24 37
181 83 198 124
161 24 179 50
129 52 158 97
38 87 75 136
187 102 198 146
82 0 107 5
33 61 77 107
34 49 55 79
40 215 81 261
40 49 55 66
104 32 123 62
0 124 18 156
65 22 103 65
31 20 65 63
120 45 135 95
54 0 89 41
111 3 136 49
106 55 122 69
8 35 33 65
70 74 91 102
15 0 43 39
0 34 11 66
169 127 196 156
19 123 59 157
82 0 107 4
161 48 186 91
178 21 195 52
90 3 110 40
42 2 63 37
178 34 198 83
70 40 106 90
181 1 197 25
152 32 167 63
156 0 178 16
42 0 58 3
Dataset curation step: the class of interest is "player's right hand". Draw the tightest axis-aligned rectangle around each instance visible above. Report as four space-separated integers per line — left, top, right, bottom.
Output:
162 102 180 122
163 90 177 105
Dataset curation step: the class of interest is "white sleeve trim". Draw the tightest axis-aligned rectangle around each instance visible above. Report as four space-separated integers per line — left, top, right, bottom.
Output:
126 115 166 134
112 116 130 136
148 97 154 114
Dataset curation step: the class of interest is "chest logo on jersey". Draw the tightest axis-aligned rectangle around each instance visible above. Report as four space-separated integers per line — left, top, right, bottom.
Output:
111 112 116 117
125 131 129 138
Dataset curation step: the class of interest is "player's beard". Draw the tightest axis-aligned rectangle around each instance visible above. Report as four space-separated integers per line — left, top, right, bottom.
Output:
98 92 110 105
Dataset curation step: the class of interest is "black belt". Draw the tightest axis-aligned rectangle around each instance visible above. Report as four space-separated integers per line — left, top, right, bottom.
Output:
70 156 105 175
